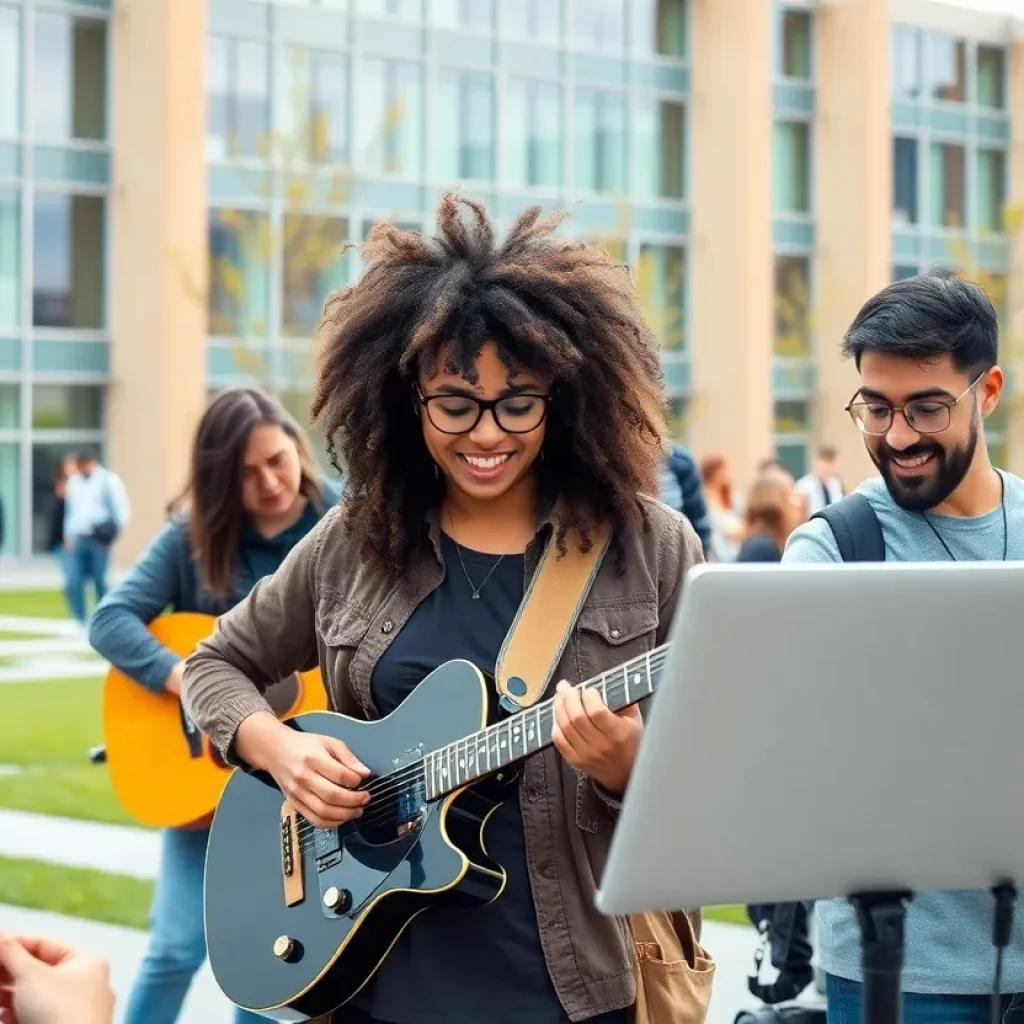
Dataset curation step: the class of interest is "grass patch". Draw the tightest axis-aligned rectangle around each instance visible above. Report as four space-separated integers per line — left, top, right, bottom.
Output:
0 855 153 930
0 677 134 826
702 905 751 927
0 590 69 620
0 631 42 641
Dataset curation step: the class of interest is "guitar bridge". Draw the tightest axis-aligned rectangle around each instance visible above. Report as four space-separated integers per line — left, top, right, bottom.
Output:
280 802 304 907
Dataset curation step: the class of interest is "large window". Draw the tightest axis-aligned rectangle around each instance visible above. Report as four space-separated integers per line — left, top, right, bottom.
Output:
0 382 16 428
502 0 561 44
774 400 811 479
358 59 423 176
774 255 811 357
31 384 104 429
32 193 105 329
977 149 1006 233
574 89 626 194
208 209 270 337
0 443 18 556
929 142 965 228
926 32 966 103
505 80 562 188
434 0 493 29
33 13 108 141
357 0 421 15
773 121 810 214
0 189 18 329
636 243 685 352
0 7 19 137
435 70 494 181
636 98 685 201
777 8 811 79
891 25 921 102
282 215 351 338
573 0 625 53
207 38 270 160
893 137 918 225
279 48 349 163
977 46 1005 109
634 0 686 59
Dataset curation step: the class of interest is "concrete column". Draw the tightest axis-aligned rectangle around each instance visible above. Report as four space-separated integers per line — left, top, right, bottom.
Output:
687 0 774 487
814 0 892 490
1007 40 1024 476
109 0 207 563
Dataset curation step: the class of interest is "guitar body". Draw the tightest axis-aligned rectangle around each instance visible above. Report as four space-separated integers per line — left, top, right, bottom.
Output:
204 659 507 1022
103 612 328 829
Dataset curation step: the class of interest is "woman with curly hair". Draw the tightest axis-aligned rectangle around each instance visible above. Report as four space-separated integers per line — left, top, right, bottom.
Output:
182 194 704 1024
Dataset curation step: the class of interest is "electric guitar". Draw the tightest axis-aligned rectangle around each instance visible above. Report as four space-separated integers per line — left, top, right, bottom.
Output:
203 645 667 1021
102 612 328 829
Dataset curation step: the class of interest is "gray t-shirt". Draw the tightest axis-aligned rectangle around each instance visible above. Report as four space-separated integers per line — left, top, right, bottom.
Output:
783 470 1024 994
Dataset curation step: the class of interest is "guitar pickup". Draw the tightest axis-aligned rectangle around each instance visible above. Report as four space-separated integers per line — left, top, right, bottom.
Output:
280 803 304 907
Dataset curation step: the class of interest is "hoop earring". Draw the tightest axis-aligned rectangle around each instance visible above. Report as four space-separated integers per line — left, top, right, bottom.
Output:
433 463 439 480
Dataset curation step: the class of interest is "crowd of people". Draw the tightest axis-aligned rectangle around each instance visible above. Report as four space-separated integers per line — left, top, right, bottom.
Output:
1 193 1022 1024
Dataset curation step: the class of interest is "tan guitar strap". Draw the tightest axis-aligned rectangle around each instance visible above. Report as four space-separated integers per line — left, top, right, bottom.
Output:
494 515 611 714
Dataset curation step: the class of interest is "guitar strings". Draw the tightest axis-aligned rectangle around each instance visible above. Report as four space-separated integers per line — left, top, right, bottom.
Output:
288 648 671 848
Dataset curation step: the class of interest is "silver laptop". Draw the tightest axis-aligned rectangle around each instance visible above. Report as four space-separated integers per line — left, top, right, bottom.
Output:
596 560 1024 915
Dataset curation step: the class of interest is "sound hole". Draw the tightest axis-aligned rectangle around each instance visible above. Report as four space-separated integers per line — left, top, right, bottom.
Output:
264 673 302 717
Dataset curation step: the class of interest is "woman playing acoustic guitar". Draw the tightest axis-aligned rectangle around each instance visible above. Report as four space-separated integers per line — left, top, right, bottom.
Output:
182 195 706 1024
88 388 338 1024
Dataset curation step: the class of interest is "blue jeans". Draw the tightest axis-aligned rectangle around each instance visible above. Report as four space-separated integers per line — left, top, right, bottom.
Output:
826 974 1024 1024
65 537 109 624
123 828 267 1024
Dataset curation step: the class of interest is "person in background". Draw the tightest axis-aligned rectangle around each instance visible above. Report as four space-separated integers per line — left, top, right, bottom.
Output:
700 452 743 562
88 388 338 1024
659 439 712 553
736 476 799 563
783 270 1024 1023
795 445 844 517
0 930 114 1024
63 449 131 627
47 458 75 613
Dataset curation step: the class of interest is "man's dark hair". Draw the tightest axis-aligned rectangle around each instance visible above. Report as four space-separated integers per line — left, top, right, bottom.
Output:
817 444 838 461
75 447 99 464
311 192 667 570
842 269 999 374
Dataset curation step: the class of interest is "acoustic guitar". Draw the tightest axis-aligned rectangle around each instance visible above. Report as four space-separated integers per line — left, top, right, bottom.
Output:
103 612 328 830
202 646 666 1021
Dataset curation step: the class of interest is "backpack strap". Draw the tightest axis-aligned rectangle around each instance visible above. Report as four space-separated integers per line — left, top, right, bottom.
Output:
810 494 885 563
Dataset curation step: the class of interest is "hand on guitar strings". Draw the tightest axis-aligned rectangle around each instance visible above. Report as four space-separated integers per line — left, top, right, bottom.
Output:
0 931 114 1024
551 680 643 797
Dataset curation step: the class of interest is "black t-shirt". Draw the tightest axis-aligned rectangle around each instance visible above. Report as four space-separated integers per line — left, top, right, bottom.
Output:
351 533 627 1024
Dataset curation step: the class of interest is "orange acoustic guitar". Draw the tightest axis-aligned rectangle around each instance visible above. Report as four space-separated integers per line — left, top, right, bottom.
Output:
102 612 327 830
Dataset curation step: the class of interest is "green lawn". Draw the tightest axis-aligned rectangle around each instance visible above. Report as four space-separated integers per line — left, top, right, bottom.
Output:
0 631 42 641
0 677 134 826
0 855 153 930
0 590 69 619
702 904 751 927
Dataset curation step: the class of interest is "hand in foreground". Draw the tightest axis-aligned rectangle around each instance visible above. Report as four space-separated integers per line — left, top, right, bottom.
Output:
551 681 643 796
0 932 114 1024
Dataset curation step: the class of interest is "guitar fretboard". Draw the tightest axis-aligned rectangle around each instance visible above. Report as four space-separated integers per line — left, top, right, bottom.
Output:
422 644 667 801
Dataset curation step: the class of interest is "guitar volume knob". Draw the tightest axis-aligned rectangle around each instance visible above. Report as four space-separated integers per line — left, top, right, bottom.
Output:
323 886 352 913
273 936 297 962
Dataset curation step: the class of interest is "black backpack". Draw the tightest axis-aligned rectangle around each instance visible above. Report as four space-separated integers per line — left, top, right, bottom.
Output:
810 493 885 562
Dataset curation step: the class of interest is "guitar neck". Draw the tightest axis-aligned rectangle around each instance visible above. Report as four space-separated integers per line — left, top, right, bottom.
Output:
423 644 668 801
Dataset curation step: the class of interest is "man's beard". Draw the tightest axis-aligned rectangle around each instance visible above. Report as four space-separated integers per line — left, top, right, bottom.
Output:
870 419 978 512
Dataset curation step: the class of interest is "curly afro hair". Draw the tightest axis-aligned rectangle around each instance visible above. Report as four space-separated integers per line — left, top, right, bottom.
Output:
310 192 668 570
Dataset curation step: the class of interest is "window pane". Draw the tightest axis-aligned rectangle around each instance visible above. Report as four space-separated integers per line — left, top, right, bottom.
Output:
505 80 562 188
436 70 494 181
359 59 423 176
634 0 686 59
893 264 918 282
0 382 17 428
636 97 684 200
0 189 19 329
32 384 104 429
0 443 19 556
282 215 352 338
236 41 270 157
774 441 807 480
358 0 421 15
891 25 921 102
929 142 965 228
32 193 106 329
206 38 230 159
774 400 810 433
926 32 965 103
0 7 19 137
778 9 811 79
977 46 1005 109
636 243 685 352
280 48 349 163
33 13 107 141
893 137 918 225
774 255 811 356
574 89 625 193
503 0 561 44
573 0 624 52
773 121 810 214
667 395 689 443
208 209 270 336
434 0 493 29
976 149 1006 233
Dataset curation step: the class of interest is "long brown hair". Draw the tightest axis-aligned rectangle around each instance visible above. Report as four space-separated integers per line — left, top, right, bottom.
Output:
743 476 796 553
169 388 324 598
310 192 666 571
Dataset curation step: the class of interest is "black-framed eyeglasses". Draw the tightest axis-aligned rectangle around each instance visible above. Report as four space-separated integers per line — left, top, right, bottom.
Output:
417 390 551 435
845 373 985 436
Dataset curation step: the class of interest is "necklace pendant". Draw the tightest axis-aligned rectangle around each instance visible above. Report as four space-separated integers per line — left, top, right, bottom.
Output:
472 591 481 600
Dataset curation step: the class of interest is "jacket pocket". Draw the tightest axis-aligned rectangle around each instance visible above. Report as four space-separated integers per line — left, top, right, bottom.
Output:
317 595 374 650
